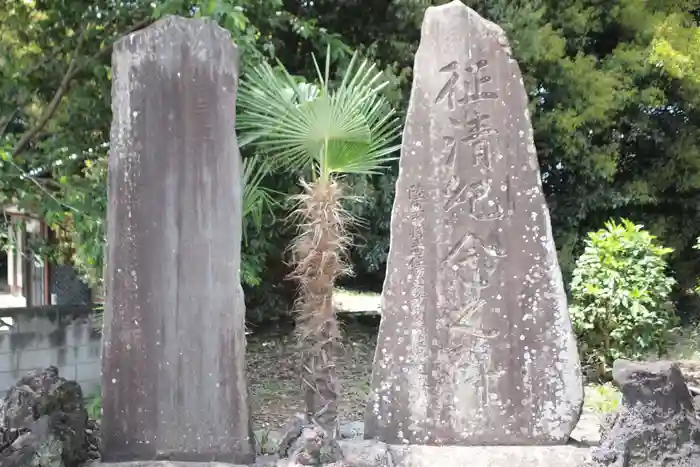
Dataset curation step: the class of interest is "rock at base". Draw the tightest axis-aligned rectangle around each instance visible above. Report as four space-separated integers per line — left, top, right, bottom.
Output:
0 366 94 467
338 440 393 467
590 359 700 467
275 415 344 465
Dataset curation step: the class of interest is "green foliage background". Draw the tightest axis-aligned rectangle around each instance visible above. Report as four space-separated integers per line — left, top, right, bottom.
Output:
1 0 700 322
570 219 677 374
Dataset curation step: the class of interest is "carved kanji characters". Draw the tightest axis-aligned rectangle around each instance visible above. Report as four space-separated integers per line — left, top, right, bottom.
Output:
436 59 499 110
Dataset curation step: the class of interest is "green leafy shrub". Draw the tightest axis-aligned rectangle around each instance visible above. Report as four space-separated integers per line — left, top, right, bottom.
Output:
570 219 677 376
584 382 621 414
86 386 102 420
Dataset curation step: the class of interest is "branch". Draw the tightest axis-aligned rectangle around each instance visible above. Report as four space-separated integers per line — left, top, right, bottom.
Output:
2 157 80 213
88 17 154 64
11 27 89 157
10 17 154 157
1 42 93 140
0 109 17 139
2 17 153 216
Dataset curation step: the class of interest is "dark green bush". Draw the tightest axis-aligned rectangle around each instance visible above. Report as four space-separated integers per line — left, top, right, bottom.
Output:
570 219 677 376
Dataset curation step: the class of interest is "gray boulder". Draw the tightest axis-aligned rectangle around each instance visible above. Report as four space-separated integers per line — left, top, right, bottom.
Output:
0 366 92 467
590 359 700 466
275 414 344 465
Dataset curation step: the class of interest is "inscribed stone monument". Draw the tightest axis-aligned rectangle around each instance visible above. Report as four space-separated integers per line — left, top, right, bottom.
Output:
101 16 254 463
364 1 584 446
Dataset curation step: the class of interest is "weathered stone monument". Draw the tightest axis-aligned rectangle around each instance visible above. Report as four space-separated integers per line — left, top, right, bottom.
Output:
101 16 254 464
365 1 584 446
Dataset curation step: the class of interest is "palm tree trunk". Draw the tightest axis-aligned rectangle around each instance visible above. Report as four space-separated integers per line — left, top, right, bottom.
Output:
291 178 350 437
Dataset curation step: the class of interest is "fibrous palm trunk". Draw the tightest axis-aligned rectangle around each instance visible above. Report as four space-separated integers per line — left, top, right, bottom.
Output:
290 178 351 438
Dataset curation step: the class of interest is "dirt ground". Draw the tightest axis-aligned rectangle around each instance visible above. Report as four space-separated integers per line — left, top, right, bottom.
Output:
246 321 378 430
246 323 700 431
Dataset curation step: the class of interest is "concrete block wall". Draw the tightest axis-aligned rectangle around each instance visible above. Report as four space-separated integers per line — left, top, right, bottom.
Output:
0 306 101 397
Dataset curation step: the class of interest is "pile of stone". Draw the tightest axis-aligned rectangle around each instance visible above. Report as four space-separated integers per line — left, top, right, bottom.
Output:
0 366 100 467
590 360 700 467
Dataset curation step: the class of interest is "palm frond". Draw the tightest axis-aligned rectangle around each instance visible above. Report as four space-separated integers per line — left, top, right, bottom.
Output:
242 153 279 239
237 63 318 171
237 48 402 181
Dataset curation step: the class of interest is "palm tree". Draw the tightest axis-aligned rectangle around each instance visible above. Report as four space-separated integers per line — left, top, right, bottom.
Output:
237 47 401 437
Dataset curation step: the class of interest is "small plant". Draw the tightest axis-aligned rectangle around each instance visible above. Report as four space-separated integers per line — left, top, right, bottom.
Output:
254 426 275 454
570 219 677 377
86 386 102 420
584 383 621 414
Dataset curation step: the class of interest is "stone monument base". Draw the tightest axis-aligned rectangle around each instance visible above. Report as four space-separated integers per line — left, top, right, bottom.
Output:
386 444 590 467
90 441 592 467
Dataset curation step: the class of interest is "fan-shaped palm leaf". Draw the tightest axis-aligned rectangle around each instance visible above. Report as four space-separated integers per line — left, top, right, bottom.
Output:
237 45 402 180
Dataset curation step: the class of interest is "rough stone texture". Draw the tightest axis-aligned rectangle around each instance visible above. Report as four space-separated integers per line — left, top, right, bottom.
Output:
88 441 591 466
255 420 366 456
589 360 700 467
1 414 64 467
0 366 92 467
275 415 343 465
102 15 254 464
276 414 306 457
364 0 583 446
389 444 589 466
337 440 393 467
84 418 101 461
339 421 366 440
570 409 603 447
285 426 344 465
252 456 283 467
597 412 619 443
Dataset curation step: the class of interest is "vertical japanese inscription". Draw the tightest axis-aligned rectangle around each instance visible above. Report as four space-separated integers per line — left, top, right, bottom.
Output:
435 57 506 275
435 57 507 406
408 184 427 315
436 59 499 111
442 232 503 349
464 112 498 170
367 3 584 445
438 60 505 222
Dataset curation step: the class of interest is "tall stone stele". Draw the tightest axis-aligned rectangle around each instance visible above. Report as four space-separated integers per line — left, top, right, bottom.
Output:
365 1 584 446
101 16 254 464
